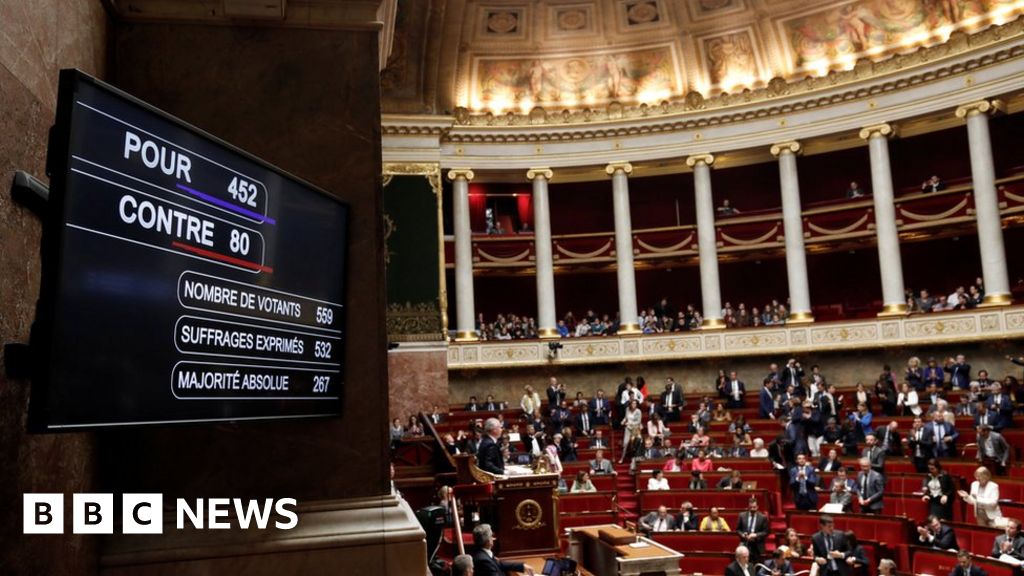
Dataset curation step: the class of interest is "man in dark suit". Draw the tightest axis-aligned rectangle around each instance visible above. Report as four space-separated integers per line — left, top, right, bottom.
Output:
476 418 505 475
574 403 594 437
975 403 998 430
946 355 971 389
991 518 1024 561
811 515 851 576
986 383 1014 430
724 545 755 576
876 421 901 457
918 515 959 550
907 417 934 473
675 501 699 532
483 395 499 411
781 358 804 392
589 390 611 425
639 506 676 534
466 396 480 412
736 498 769 564
790 453 819 511
924 411 959 458
661 378 684 422
760 378 776 419
470 524 534 576
950 550 987 576
861 434 886 474
546 377 565 409
856 457 885 514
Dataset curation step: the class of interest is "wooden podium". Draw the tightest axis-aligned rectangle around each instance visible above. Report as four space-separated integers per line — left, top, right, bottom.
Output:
493 474 561 555
453 454 561 556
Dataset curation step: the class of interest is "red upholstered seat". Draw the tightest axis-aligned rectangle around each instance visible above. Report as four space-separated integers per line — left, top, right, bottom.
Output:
559 491 616 514
911 547 1015 576
654 532 748 554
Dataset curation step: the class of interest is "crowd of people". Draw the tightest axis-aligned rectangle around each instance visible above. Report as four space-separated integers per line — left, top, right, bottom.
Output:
411 348 1024 576
907 278 987 314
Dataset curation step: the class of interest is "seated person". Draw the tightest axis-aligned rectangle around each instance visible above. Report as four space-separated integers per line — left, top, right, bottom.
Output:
992 518 1024 561
918 515 959 550
570 470 596 493
846 181 866 199
648 469 670 491
675 501 699 531
589 449 616 475
689 470 708 490
465 396 480 411
640 505 676 534
470 524 534 576
758 546 794 576
921 175 946 193
950 549 987 576
716 198 740 216
699 507 730 532
717 469 744 490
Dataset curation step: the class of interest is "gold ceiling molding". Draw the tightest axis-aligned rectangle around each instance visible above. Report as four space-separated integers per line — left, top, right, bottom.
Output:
439 17 1024 130
447 306 1024 369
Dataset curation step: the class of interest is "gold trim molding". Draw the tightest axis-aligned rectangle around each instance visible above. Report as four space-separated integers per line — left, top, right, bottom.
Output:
447 168 475 181
770 141 802 157
526 167 554 181
877 303 909 317
605 162 634 176
685 153 715 168
955 99 1006 119
859 123 896 140
447 306 1024 369
980 293 1013 307
788 311 815 324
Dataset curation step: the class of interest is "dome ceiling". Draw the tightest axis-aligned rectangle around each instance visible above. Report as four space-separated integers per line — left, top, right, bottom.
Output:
381 0 1024 114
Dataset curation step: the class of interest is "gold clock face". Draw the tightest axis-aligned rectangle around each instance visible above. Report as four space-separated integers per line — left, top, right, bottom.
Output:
515 499 543 529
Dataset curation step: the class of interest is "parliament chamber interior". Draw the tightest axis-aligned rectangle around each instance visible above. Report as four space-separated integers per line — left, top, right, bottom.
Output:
4 1 1024 575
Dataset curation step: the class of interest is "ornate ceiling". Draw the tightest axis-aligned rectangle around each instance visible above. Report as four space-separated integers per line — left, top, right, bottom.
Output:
381 0 1024 115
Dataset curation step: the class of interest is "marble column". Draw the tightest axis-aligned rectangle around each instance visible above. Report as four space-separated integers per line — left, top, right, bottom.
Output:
858 123 907 316
956 100 1012 306
771 141 814 323
605 162 641 334
686 153 724 329
448 168 478 340
527 167 559 337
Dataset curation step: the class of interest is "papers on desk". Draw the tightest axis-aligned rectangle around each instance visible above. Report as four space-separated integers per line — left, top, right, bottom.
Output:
820 503 846 514
628 542 650 548
504 465 534 476
997 554 1023 566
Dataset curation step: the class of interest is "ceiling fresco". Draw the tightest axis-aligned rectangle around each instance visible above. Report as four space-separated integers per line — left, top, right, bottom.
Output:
381 0 1024 114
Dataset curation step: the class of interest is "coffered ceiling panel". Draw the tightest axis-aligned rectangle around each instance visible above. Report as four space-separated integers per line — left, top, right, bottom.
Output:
380 0 1024 115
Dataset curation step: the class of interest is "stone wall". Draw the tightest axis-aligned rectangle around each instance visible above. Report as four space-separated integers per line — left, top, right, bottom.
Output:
0 1 109 574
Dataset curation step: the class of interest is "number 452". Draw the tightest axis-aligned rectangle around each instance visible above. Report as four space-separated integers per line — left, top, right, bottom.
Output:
228 177 258 208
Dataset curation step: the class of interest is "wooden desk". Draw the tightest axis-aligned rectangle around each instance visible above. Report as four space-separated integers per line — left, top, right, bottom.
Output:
506 556 597 576
569 524 684 576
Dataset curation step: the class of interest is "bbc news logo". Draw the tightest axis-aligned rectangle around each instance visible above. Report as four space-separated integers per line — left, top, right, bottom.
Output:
24 494 298 534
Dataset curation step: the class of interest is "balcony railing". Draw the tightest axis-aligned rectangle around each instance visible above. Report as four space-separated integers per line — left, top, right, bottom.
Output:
447 305 1024 369
444 174 1024 270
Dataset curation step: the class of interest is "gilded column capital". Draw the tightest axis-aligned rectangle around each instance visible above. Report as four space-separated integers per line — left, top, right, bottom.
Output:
605 162 633 176
526 167 553 181
685 153 715 168
955 99 1005 119
858 123 896 140
447 168 475 181
770 141 802 157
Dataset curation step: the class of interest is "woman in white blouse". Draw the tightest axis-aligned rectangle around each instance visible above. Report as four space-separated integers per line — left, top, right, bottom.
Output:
896 382 922 416
749 438 769 458
958 466 1002 526
647 413 668 445
621 399 643 461
647 469 670 491
520 385 541 416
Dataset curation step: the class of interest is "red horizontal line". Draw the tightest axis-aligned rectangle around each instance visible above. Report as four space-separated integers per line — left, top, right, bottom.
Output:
171 241 273 273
